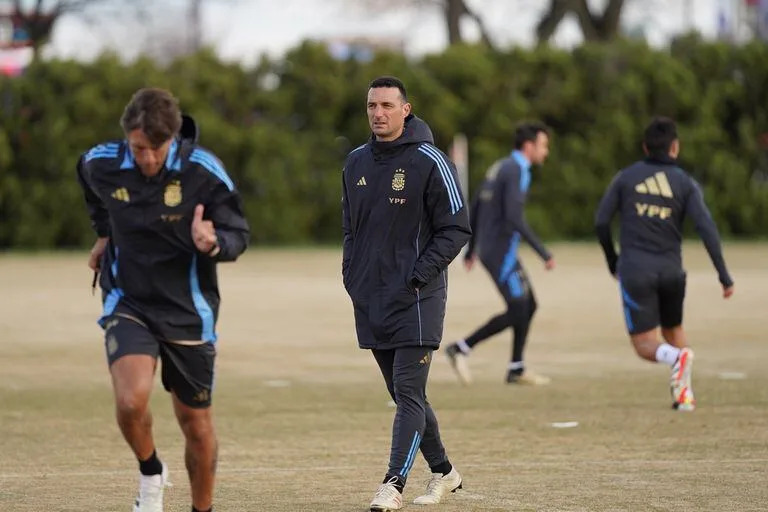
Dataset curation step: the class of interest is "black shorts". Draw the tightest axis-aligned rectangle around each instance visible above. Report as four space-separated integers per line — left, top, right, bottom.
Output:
482 257 533 304
103 314 216 408
619 270 686 334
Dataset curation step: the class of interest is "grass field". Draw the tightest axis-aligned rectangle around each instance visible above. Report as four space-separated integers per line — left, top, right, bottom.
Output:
1 243 766 512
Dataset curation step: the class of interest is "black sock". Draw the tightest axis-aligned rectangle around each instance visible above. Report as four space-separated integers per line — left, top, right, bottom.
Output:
192 507 212 512
138 450 163 476
383 475 405 493
430 460 452 476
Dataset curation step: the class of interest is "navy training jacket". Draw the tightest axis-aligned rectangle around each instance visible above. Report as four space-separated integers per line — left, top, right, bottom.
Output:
77 116 250 343
342 114 471 349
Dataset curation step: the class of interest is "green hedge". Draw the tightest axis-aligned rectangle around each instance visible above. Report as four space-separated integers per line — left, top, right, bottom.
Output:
1 37 766 248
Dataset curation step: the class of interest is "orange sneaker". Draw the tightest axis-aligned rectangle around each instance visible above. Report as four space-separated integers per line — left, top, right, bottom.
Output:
671 348 696 411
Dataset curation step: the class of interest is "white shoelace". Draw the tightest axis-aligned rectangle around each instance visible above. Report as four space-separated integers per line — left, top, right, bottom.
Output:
374 477 402 503
424 473 445 496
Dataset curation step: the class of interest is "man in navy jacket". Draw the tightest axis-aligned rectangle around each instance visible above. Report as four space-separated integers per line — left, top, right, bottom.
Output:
342 76 470 511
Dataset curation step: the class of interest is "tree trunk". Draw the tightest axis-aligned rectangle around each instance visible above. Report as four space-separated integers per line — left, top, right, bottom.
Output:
445 0 463 45
461 0 495 48
443 0 495 48
188 0 202 53
536 0 626 44
596 0 625 40
536 0 572 43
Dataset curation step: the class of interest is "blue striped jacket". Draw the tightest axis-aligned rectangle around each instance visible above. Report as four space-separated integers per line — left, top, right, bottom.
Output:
76 116 249 343
342 114 471 349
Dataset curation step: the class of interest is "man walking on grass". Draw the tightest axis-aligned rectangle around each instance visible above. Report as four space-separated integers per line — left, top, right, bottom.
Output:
445 122 555 386
342 76 471 511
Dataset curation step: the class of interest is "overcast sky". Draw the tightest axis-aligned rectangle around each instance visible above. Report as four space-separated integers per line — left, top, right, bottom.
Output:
1 0 745 65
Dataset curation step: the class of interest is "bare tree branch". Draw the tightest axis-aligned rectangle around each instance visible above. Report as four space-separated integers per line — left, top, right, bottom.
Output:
350 0 494 47
8 0 238 59
572 0 600 40
460 0 495 49
599 0 626 36
536 0 571 44
8 0 142 59
536 0 628 44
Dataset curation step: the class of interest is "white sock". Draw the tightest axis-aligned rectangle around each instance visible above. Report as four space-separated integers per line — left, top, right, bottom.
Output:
508 361 524 371
456 339 471 354
655 343 681 366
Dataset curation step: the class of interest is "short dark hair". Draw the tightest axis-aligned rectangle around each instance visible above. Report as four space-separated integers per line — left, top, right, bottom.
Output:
368 76 407 101
120 88 182 147
514 122 549 150
643 116 678 155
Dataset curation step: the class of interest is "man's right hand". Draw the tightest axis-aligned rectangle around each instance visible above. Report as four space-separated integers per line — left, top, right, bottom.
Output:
88 237 109 271
723 285 734 299
545 257 556 271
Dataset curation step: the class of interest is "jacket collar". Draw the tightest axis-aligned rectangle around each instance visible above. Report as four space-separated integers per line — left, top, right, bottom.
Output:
644 154 677 165
512 150 531 172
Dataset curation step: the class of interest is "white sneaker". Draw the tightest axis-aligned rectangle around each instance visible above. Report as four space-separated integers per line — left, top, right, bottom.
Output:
671 348 696 411
413 467 462 505
133 462 170 512
507 370 551 386
370 477 403 511
445 344 472 385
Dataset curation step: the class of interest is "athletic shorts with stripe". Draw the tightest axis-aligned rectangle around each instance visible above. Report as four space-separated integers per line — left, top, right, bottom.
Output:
481 251 534 304
619 269 686 335
102 302 216 408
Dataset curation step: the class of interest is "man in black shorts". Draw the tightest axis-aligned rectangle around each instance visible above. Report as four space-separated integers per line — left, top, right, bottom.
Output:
595 117 734 411
77 88 249 511
444 122 555 386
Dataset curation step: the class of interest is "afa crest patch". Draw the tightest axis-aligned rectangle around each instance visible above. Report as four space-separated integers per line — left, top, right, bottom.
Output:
392 169 405 191
164 180 182 207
